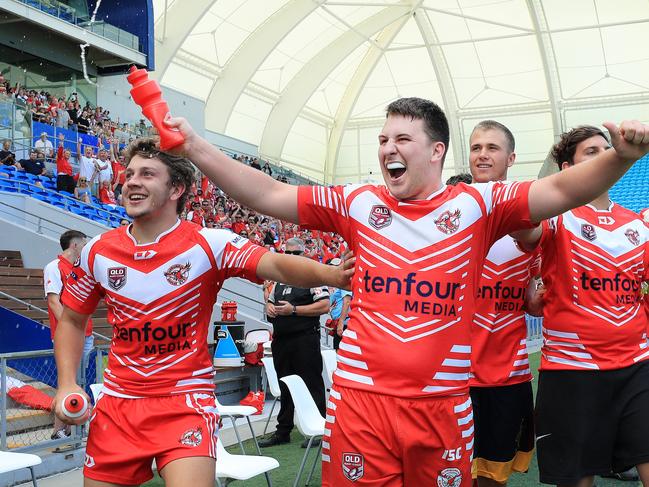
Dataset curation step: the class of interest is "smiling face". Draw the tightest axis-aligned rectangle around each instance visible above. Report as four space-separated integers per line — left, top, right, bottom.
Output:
469 128 515 183
378 114 445 200
122 155 183 220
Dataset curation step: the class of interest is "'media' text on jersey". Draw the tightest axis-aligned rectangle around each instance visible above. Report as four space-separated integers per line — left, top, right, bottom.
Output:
362 270 460 316
114 321 192 354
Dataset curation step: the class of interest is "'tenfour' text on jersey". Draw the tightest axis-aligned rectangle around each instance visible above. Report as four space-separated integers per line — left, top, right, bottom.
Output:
62 221 266 398
298 181 535 398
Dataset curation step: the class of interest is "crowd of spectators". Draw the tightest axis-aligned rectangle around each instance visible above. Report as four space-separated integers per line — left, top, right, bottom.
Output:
0 71 340 255
0 71 153 142
184 177 347 263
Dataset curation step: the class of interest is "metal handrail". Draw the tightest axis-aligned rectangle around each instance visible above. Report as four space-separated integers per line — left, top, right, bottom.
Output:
0 290 47 314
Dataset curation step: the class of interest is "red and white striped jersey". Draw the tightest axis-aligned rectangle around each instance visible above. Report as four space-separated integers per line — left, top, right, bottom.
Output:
470 236 538 387
61 221 266 398
298 181 534 398
539 203 649 371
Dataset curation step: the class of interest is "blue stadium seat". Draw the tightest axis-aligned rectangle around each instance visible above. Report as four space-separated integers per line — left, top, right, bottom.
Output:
2 165 16 171
0 180 17 192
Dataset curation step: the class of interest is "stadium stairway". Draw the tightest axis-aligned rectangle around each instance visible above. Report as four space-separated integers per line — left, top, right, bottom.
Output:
0 250 111 342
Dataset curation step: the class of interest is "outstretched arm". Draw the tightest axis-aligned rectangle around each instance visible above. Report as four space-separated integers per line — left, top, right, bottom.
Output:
256 252 354 290
165 116 299 223
528 120 649 222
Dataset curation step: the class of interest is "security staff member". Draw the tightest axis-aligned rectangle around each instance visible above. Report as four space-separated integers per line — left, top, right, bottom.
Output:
259 238 329 448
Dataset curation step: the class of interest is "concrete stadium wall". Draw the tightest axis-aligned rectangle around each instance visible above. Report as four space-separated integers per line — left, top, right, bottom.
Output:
206 130 259 157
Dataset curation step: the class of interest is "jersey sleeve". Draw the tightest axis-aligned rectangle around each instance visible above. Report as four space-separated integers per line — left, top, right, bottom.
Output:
202 229 268 284
477 180 536 245
43 260 62 296
61 241 103 315
297 185 351 242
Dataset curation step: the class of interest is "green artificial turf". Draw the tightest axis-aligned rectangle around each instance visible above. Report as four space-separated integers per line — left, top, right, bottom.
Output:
144 352 641 486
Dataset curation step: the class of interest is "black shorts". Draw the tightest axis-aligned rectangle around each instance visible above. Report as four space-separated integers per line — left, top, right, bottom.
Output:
536 360 649 485
470 381 535 482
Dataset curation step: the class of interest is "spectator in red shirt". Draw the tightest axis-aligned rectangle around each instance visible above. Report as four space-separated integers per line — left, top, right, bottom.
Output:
55 134 75 193
232 214 246 235
99 180 117 206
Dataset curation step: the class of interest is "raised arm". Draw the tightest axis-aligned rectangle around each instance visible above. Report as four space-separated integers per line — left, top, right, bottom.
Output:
165 116 299 223
528 120 649 222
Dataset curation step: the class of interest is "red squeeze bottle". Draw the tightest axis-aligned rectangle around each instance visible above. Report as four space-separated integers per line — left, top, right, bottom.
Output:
61 392 89 419
126 66 184 151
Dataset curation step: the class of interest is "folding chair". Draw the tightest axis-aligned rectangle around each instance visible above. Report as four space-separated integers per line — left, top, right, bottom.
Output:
320 349 337 391
280 375 325 487
215 438 279 487
0 451 42 486
260 357 281 435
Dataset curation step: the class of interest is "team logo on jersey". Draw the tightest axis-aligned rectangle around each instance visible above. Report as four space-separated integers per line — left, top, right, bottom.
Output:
164 262 191 286
437 467 462 487
581 223 597 241
369 205 392 229
107 267 127 290
625 228 640 246
342 452 364 482
179 426 203 447
435 209 461 235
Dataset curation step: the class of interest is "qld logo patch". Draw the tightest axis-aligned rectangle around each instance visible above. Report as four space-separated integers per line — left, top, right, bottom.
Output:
164 262 191 286
107 267 127 291
435 209 461 235
342 452 364 482
581 224 597 241
369 205 392 229
179 426 203 447
437 467 462 487
625 228 640 246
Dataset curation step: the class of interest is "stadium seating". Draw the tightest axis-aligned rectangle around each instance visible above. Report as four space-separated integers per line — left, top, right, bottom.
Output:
610 154 649 212
0 170 125 228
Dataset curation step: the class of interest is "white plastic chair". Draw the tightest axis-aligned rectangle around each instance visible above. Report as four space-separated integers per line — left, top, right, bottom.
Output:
260 357 281 435
215 437 279 487
321 349 337 390
0 450 42 486
280 375 326 487
262 340 273 357
246 329 271 345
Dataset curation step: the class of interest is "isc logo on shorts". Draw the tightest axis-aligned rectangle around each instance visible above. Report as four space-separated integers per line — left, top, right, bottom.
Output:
342 452 364 482
84 454 95 468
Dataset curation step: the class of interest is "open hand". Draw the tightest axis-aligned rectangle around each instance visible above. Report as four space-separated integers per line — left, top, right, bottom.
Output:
335 251 356 291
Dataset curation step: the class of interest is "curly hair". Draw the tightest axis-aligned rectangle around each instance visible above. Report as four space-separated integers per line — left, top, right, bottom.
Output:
551 126 609 171
124 137 196 214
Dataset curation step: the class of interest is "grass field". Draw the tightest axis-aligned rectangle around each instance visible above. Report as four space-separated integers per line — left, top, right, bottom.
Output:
144 352 640 486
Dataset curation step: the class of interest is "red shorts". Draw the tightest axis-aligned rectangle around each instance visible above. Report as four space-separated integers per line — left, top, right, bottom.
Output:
84 392 220 484
322 386 474 486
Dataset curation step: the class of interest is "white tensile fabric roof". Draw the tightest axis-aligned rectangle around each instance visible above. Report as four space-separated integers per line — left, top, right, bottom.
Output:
152 0 649 185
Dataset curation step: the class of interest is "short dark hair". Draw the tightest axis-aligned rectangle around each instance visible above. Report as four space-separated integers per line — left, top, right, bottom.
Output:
471 120 515 153
385 97 450 163
124 137 196 214
551 125 609 171
60 230 86 251
446 173 473 186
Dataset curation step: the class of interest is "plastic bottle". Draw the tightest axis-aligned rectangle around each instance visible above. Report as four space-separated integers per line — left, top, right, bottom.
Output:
126 66 184 150
61 392 89 419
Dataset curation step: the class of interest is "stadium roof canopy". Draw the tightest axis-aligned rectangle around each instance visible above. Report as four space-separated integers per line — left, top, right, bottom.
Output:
152 0 649 184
